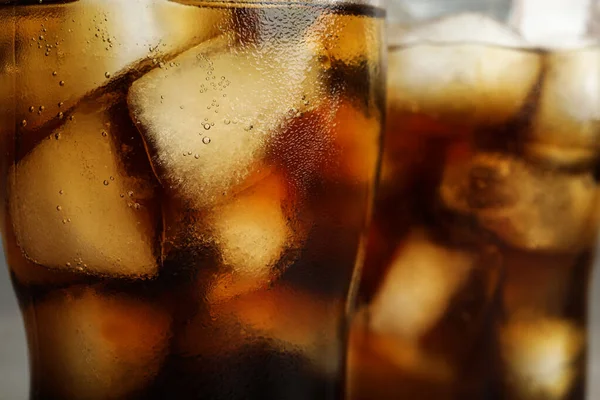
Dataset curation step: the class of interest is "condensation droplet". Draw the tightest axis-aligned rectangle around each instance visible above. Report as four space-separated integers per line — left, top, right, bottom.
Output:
128 191 134 197
68 115 74 121
187 151 192 156
29 106 35 112
101 130 107 137
59 189 64 195
103 180 109 186
202 137 211 145
52 71 57 77
58 101 63 107
56 205 62 211
104 71 111 78
194 154 199 159
59 80 65 86
120 193 125 198
203 123 211 130
57 112 64 119
224 119 230 125
62 219 67 224
54 133 60 140
109 176 115 181
39 105 45 112
39 35 44 40
134 203 141 210
66 262 71 267
20 120 27 127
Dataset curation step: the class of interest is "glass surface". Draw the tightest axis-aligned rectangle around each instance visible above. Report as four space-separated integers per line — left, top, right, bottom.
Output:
348 0 600 399
0 0 385 398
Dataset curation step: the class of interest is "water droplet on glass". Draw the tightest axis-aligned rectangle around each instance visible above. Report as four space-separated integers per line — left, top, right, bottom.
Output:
58 101 63 108
59 80 65 86
101 130 107 137
56 205 62 211
39 105 45 112
104 71 111 78
203 123 211 130
103 180 109 186
59 189 64 195
194 154 200 159
187 151 192 156
224 119 231 125
52 71 57 76
39 35 44 40
68 115 74 121
62 219 67 224
109 176 114 181
134 203 141 210
66 262 71 267
20 120 27 127
54 132 60 140
128 191 134 197
120 193 125 198
29 106 35 113
57 112 64 119
202 137 211 145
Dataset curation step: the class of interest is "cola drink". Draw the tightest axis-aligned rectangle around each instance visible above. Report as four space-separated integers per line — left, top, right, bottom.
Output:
349 13 600 400
0 1 384 399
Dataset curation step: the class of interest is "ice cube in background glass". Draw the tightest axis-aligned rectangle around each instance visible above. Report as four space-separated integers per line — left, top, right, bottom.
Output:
26 286 171 400
9 92 161 278
526 48 600 168
439 152 600 253
369 229 475 340
388 14 541 127
15 0 226 135
128 34 325 209
501 317 584 400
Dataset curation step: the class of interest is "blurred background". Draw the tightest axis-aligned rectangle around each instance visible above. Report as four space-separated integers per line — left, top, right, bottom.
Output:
1 0 600 398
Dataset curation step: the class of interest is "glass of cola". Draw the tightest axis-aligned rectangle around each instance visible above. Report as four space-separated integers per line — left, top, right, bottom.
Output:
0 0 384 398
348 0 600 399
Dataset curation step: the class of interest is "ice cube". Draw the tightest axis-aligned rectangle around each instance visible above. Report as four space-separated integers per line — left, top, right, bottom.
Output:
28 286 171 400
204 172 305 303
501 318 583 399
526 48 600 168
502 250 578 316
9 93 161 277
211 283 341 375
15 0 226 135
128 34 326 208
440 152 600 252
388 14 541 127
369 229 475 339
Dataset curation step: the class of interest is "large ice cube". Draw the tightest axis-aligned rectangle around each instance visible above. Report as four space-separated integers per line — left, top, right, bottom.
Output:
15 0 226 135
369 229 475 340
128 34 325 208
388 14 541 127
440 152 600 252
204 172 305 303
501 317 583 399
9 93 161 277
526 48 600 168
28 286 171 400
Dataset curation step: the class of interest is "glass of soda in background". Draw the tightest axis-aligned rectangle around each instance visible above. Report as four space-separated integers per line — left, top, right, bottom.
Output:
0 0 384 398
348 0 600 399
